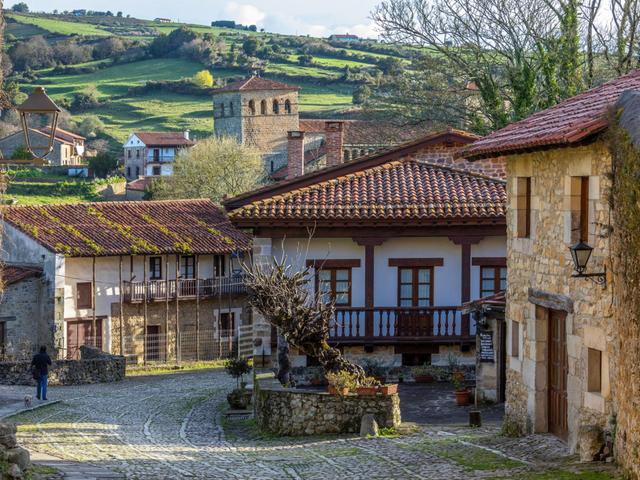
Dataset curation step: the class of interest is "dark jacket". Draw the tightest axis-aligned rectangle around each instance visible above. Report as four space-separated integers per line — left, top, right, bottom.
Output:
31 352 52 376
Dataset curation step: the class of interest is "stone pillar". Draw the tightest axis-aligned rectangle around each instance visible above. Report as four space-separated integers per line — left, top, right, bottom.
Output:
252 237 274 365
287 131 305 179
325 121 344 167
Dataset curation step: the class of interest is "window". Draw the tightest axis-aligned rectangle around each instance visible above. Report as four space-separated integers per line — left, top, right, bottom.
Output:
571 176 590 242
261 99 267 115
135 166 140 177
128 150 131 158
480 266 507 297
516 177 531 238
316 268 351 306
127 167 131 177
273 99 279 114
220 103 225 117
588 348 601 393
284 99 291 113
149 257 162 280
220 312 235 331
270 160 274 172
153 166 161 176
510 319 520 358
249 99 256 115
398 267 433 306
180 256 195 279
77 282 93 309
136 150 140 159
214 255 226 277
229 101 234 116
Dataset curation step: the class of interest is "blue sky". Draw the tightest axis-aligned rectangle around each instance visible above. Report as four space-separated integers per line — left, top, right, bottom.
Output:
18 0 381 38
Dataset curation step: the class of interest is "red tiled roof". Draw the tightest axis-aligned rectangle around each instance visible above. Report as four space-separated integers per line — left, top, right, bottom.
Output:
126 178 153 192
39 126 85 143
229 159 506 223
459 69 640 160
3 199 251 257
459 291 506 314
2 264 42 285
210 76 302 94
134 132 196 147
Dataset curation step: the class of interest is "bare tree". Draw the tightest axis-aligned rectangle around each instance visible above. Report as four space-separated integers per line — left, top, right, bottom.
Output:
592 0 640 77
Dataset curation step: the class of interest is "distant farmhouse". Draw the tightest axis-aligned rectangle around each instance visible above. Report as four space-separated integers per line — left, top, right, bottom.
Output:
154 18 171 23
123 130 195 181
0 127 86 166
71 9 87 15
329 33 378 43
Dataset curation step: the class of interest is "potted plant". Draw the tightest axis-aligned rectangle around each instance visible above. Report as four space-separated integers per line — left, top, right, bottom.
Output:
224 356 253 409
360 357 391 384
380 383 398 395
411 363 439 383
311 370 323 386
326 371 356 396
452 376 471 406
398 372 404 383
447 353 465 382
356 377 379 396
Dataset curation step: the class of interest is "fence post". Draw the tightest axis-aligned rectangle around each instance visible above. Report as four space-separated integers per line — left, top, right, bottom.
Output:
177 331 182 367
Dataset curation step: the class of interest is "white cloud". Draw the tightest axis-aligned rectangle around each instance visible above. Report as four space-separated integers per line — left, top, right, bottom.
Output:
221 2 266 26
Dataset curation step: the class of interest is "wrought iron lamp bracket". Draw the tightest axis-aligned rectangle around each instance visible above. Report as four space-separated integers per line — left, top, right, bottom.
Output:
571 265 607 290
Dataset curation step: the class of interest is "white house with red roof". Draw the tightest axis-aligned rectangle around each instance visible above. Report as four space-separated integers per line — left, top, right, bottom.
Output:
123 130 196 180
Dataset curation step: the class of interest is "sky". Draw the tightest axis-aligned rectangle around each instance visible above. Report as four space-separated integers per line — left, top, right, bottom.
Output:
19 0 382 38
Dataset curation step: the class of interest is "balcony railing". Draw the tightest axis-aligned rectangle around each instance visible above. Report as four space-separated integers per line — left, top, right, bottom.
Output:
123 276 246 303
330 306 473 343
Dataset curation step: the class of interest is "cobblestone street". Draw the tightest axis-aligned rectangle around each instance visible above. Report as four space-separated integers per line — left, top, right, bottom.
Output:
2 370 620 480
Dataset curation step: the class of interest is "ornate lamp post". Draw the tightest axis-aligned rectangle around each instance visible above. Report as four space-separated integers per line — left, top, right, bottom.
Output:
569 238 606 289
17 87 61 161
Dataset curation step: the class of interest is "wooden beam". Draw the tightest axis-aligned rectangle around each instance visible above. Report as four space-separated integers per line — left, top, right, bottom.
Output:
92 256 97 348
165 254 169 362
196 254 200 361
306 259 361 268
119 255 123 357
176 254 180 363
461 244 471 336
248 225 505 239
365 245 374 341
472 257 507 266
389 258 444 267
143 254 148 366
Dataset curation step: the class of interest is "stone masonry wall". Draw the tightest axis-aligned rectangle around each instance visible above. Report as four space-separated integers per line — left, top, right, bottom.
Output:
504 141 615 452
254 368 401 436
404 144 506 179
0 133 73 166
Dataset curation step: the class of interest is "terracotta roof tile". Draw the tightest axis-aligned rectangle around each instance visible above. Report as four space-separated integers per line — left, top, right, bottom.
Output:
229 159 506 222
210 76 301 94
39 126 85 143
134 132 196 147
126 178 153 192
3 199 251 257
2 264 42 285
460 69 640 160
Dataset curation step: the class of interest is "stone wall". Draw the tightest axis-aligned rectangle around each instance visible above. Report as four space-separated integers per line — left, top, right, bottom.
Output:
504 141 615 452
0 421 30 480
0 133 78 166
254 368 401 436
403 144 506 179
0 347 125 385
95 181 126 200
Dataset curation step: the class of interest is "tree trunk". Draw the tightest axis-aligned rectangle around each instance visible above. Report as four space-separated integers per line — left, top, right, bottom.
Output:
276 328 292 385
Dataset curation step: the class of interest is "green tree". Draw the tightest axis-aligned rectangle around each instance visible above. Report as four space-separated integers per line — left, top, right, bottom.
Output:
352 85 371 105
192 70 214 88
79 116 105 137
11 145 32 159
88 153 118 177
73 85 99 110
242 37 261 56
11 3 29 12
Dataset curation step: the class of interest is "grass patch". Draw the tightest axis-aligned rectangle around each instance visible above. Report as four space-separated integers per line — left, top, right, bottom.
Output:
27 464 59 475
6 180 103 205
378 427 399 437
5 12 110 36
126 360 225 376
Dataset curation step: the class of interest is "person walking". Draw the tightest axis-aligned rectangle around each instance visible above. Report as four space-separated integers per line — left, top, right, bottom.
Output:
31 345 52 401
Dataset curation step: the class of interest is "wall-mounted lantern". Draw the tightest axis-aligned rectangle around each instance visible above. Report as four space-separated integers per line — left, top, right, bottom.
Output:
17 87 61 161
229 249 246 276
569 238 606 289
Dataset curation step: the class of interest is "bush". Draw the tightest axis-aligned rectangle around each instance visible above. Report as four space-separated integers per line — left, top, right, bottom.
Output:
88 153 118 177
11 144 32 160
73 86 99 110
192 70 213 88
223 356 252 390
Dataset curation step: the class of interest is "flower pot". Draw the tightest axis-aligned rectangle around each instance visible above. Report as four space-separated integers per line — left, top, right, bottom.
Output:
227 389 253 409
414 375 436 383
380 384 398 395
398 376 404 383
454 371 466 382
373 376 387 384
454 390 471 406
311 378 320 386
323 378 329 386
356 386 378 396
328 386 349 395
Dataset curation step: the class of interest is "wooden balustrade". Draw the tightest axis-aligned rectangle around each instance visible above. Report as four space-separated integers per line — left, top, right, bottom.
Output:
123 276 246 303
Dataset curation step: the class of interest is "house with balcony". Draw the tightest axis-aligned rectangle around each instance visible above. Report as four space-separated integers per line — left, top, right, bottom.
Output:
123 131 196 180
225 129 507 368
1 199 251 363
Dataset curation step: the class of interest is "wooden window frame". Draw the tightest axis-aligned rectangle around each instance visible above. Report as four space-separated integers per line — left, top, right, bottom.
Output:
315 267 352 307
306 259 360 269
76 282 93 309
516 177 531 238
180 256 195 279
397 267 434 307
152 166 161 176
580 176 589 241
149 257 162 280
480 265 507 297
214 255 226 277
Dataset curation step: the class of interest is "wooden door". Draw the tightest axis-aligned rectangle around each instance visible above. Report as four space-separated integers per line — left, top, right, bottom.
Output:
66 319 103 359
548 310 568 442
146 325 160 362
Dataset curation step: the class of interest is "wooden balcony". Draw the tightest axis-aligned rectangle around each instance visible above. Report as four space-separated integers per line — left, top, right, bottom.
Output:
329 306 473 344
123 276 246 303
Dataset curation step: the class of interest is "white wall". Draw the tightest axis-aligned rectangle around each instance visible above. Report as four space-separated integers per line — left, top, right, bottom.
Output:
146 164 174 176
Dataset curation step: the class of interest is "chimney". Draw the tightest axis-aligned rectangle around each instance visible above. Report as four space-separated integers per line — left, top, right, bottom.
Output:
325 121 344 167
183 129 190 140
287 131 305 178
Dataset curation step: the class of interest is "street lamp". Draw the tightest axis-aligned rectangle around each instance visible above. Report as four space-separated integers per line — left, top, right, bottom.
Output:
229 250 246 276
17 87 61 161
569 238 606 289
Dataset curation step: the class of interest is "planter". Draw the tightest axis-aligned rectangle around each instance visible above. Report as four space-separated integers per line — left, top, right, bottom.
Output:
311 378 320 386
356 386 378 396
328 386 349 396
373 376 387 384
380 384 398 395
398 376 404 383
454 371 466 382
227 389 253 409
454 390 471 406
414 375 436 383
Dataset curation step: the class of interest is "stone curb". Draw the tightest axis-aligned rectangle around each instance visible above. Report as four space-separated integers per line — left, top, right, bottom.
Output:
0 400 62 420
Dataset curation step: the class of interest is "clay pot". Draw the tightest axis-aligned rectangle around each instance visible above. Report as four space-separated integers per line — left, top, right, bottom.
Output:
227 389 253 409
356 386 378 396
328 386 349 395
380 384 398 395
311 378 320 386
414 375 436 383
454 390 471 406
373 376 387 384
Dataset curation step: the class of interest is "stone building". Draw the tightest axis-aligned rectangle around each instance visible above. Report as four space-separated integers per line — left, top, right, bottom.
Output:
0 127 86 166
1 199 252 363
123 131 195 181
226 130 507 369
459 70 640 471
